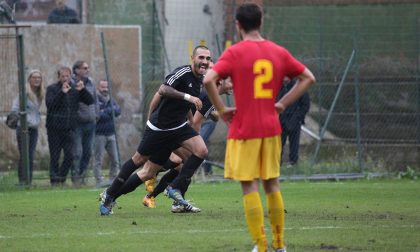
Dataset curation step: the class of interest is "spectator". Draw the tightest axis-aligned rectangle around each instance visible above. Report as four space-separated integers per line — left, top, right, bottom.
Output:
278 78 310 166
199 77 232 176
199 117 217 175
93 80 121 188
45 66 94 186
46 0 80 24
11 69 45 186
72 60 98 185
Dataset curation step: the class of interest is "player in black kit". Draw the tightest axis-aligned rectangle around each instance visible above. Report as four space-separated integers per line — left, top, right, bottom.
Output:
99 45 211 216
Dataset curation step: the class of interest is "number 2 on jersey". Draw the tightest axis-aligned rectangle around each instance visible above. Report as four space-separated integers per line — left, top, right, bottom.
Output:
253 59 273 99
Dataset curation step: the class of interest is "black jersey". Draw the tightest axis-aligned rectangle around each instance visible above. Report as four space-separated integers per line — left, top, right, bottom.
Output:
149 65 202 130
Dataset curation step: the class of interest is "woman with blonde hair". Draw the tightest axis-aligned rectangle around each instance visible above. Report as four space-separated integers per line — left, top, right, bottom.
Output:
11 69 45 186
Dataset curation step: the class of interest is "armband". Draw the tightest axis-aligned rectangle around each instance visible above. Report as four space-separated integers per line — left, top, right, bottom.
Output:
183 93 191 101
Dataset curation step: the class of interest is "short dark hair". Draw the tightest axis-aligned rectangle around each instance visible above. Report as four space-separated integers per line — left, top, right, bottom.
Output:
192 45 210 56
57 66 71 77
72 60 86 73
236 3 262 33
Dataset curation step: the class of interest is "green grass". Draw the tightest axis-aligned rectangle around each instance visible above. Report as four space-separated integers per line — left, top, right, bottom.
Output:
0 179 419 251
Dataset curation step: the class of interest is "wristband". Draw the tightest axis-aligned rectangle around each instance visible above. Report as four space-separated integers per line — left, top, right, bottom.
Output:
184 93 191 101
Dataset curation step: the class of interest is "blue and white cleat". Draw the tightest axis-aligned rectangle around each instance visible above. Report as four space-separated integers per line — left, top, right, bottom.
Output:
165 186 188 206
99 190 116 216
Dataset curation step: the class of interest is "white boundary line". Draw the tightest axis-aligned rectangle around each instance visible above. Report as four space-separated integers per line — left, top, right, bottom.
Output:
0 224 416 239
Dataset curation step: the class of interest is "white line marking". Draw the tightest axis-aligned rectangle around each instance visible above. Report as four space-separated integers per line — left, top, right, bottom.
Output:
0 225 416 239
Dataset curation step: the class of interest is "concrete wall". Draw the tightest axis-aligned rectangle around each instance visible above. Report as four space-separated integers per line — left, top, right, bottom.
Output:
163 0 225 73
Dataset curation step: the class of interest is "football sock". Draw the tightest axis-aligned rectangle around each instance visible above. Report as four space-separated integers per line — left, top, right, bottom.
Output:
162 159 180 171
170 154 203 190
114 173 143 200
267 191 285 249
243 191 267 251
107 159 138 197
180 178 191 198
150 169 179 198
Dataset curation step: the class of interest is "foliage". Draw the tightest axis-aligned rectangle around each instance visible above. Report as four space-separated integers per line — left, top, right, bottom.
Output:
397 166 418 180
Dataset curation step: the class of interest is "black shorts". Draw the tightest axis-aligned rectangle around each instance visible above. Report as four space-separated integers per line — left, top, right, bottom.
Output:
137 124 198 165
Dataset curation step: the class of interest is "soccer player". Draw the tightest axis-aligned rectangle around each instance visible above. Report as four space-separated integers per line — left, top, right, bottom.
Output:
142 77 233 212
99 45 211 215
203 3 316 252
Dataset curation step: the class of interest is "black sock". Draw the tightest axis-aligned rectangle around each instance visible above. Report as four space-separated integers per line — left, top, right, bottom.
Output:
170 154 203 190
180 178 191 198
107 159 138 197
162 159 180 171
150 169 179 198
114 173 143 200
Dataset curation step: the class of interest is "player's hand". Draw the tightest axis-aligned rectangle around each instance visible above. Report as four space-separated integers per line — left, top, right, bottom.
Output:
62 81 71 93
75 80 85 91
189 96 202 111
275 102 286 113
220 107 236 124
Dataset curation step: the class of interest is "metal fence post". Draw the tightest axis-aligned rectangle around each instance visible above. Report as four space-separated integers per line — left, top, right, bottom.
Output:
16 33 29 185
353 32 364 173
312 50 356 165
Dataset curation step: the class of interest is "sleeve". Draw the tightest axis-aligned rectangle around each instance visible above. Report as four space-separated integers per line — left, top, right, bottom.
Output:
283 49 306 79
11 96 19 112
112 100 121 117
78 88 94 105
299 92 310 124
45 85 65 109
164 67 184 88
213 49 234 79
197 92 214 118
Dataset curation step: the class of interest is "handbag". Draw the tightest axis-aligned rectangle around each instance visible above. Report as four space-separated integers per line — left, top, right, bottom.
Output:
5 111 19 129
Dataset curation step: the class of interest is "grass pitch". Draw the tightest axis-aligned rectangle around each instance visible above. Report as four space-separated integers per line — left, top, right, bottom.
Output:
0 179 419 251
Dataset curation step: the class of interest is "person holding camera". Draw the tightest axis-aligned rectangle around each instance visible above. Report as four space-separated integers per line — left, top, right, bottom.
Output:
45 66 94 186
71 60 98 186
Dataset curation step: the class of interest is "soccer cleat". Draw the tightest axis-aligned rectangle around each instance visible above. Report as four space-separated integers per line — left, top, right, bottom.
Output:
171 201 201 213
144 177 156 193
183 203 201 213
273 248 286 252
100 203 112 216
251 245 271 252
171 202 185 213
99 190 116 215
142 195 156 208
165 186 189 206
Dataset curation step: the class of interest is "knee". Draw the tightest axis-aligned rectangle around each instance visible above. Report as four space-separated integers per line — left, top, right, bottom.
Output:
194 145 208 159
137 169 154 181
132 152 147 166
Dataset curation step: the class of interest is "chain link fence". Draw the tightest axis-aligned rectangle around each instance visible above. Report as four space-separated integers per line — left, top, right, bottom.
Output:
1 0 419 187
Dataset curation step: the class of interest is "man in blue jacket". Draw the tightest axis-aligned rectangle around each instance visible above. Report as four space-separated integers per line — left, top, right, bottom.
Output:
93 80 121 187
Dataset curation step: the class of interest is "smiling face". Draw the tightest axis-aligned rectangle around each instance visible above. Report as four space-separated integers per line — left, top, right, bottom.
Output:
191 47 211 77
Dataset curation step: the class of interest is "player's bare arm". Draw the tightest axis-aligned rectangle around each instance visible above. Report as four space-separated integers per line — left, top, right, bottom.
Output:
158 84 202 110
275 68 316 113
148 91 162 119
